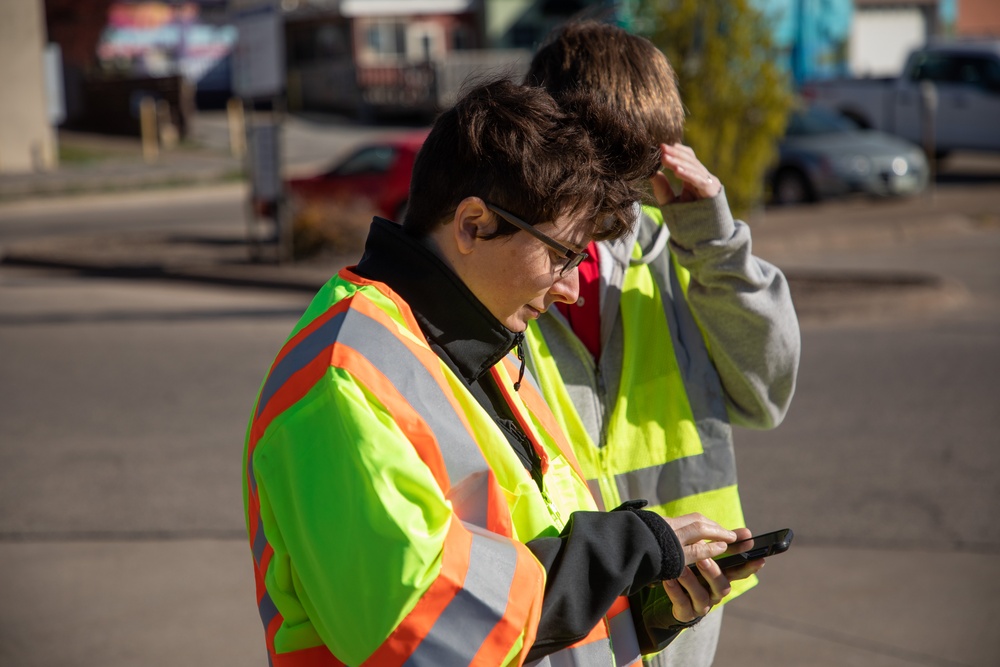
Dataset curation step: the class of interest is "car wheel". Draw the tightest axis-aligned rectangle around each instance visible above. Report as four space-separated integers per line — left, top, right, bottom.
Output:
772 168 813 205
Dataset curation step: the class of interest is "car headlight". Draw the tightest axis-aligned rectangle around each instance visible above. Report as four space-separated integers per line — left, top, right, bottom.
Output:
891 157 909 176
834 154 872 176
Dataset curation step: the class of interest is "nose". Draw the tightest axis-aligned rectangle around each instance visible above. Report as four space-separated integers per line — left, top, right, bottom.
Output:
549 266 581 305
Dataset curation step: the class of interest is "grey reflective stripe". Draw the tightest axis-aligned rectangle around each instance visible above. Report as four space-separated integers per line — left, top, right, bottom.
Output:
403 525 517 667
256 312 348 419
598 246 735 507
258 591 279 631
611 437 737 508
255 303 493 519
252 515 268 563
247 449 257 492
334 306 491 501
608 607 641 667
524 638 615 667
586 479 606 512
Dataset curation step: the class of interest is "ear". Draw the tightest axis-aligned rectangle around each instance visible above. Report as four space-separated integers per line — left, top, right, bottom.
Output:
451 197 495 256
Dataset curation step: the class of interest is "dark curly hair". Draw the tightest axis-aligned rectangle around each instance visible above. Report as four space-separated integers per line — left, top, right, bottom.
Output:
403 78 658 242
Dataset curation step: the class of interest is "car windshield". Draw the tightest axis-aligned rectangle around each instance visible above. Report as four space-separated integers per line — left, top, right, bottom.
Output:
328 146 398 177
786 107 859 136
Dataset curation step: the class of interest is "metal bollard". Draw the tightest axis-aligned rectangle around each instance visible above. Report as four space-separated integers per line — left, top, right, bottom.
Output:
139 96 159 163
227 98 246 159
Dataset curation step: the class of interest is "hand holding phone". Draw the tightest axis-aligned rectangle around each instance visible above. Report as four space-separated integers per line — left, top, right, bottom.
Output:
666 529 791 624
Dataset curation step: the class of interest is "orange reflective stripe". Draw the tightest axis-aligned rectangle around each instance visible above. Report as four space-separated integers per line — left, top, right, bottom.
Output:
247 277 563 666
340 267 422 334
469 538 545 666
361 520 470 666
500 356 590 484
490 360 550 474
330 342 450 491
607 596 630 617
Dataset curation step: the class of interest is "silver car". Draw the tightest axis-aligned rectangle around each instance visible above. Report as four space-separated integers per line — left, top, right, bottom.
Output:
770 106 930 205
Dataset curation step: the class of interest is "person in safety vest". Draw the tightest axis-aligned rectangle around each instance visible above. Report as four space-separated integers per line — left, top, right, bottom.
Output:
523 21 802 667
242 78 755 667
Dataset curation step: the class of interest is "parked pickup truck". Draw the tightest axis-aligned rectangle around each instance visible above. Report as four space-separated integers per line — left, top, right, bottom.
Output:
801 41 1000 154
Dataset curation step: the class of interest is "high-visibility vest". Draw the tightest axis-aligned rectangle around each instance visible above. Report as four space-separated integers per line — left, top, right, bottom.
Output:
524 208 755 602
242 268 643 667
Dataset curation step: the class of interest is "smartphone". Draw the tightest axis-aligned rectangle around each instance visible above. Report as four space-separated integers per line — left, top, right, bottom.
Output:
700 528 794 571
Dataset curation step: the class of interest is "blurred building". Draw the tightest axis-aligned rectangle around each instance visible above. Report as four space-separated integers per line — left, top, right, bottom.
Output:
954 0 1000 37
0 0 59 173
283 0 608 117
849 0 941 77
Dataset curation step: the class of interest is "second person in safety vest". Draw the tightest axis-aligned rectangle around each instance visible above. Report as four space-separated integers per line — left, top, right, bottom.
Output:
524 21 802 667
242 79 754 667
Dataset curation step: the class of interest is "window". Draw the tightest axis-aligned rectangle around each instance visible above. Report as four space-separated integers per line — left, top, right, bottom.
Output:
362 20 405 60
330 146 398 177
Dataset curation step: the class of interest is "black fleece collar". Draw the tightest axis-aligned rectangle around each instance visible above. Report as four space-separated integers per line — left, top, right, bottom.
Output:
354 217 519 384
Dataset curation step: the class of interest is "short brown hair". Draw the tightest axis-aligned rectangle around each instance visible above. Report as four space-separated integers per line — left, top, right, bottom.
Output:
404 78 657 242
526 20 685 146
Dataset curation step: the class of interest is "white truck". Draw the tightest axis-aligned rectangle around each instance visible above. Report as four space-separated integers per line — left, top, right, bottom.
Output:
801 41 1000 155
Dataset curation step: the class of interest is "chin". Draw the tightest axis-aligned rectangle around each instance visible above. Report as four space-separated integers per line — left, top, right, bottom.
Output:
505 320 528 333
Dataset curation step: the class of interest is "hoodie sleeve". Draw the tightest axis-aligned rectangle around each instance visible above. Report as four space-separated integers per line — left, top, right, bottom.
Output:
523 501 684 661
653 190 801 429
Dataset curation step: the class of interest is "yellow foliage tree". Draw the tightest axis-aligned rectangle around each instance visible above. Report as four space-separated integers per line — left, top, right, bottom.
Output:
639 0 794 216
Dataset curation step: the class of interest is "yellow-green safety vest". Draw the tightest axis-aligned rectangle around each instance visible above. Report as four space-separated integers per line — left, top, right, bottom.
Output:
524 214 755 602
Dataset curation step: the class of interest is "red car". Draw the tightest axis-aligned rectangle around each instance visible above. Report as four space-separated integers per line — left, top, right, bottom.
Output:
285 128 430 221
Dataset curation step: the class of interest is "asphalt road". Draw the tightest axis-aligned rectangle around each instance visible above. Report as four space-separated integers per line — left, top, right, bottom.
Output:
1 181 998 666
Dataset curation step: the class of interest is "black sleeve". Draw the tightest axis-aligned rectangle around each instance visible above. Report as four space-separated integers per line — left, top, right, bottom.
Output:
523 501 684 661
629 584 701 654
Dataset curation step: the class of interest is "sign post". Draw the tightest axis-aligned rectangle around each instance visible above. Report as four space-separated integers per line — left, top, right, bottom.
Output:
230 1 290 262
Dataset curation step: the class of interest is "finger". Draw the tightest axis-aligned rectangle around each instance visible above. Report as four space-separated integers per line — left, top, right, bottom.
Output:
675 566 712 615
661 145 720 199
662 143 696 160
671 517 738 546
727 528 756 556
695 559 733 605
682 539 729 566
662 578 698 623
724 558 766 583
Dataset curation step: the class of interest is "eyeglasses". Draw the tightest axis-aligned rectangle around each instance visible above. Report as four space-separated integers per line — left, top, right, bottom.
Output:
484 203 589 276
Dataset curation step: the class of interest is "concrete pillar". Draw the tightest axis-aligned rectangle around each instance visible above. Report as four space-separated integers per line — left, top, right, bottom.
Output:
0 0 58 173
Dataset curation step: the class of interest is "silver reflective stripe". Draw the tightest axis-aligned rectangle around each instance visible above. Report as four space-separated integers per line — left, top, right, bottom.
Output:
403 525 517 667
255 303 494 523
258 591 278 631
524 638 615 667
586 479 606 511
611 438 737 508
596 246 736 507
252 515 267 564
256 312 348 419
334 307 492 507
247 449 257 492
608 607 641 667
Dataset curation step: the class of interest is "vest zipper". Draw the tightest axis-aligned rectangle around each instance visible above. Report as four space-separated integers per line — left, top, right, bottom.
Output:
540 489 564 526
